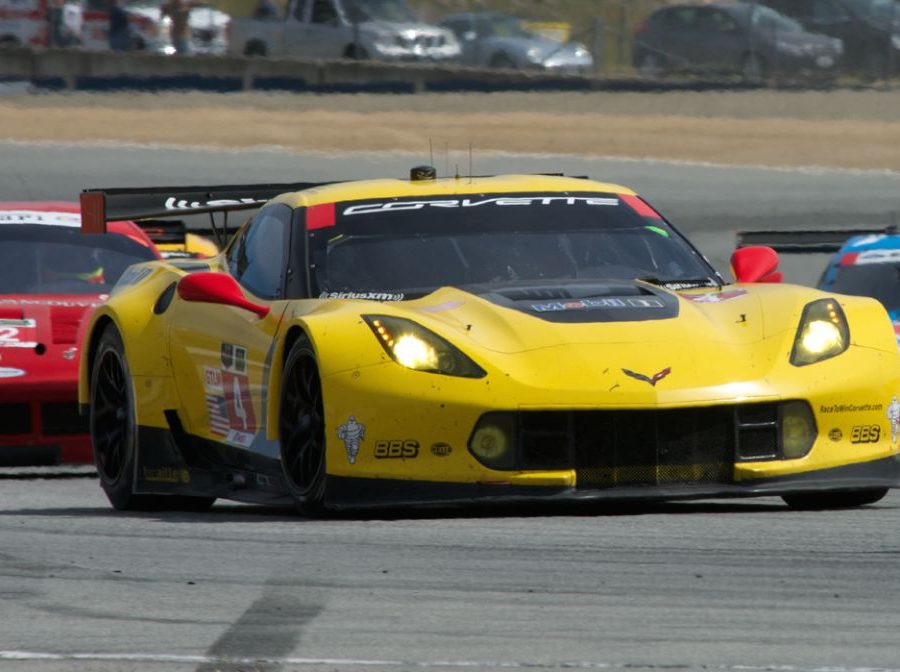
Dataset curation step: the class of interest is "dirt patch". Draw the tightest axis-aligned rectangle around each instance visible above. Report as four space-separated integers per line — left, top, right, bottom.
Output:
3 91 899 171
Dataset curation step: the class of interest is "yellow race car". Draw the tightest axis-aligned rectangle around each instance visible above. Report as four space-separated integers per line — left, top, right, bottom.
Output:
77 170 900 514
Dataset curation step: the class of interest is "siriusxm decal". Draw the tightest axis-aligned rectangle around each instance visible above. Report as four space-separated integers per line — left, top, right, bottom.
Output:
531 297 665 313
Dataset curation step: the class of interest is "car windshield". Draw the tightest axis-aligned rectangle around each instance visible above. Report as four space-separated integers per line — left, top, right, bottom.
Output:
830 263 900 312
308 192 719 299
345 0 419 23
748 5 804 33
480 15 533 39
842 0 900 22
0 225 157 295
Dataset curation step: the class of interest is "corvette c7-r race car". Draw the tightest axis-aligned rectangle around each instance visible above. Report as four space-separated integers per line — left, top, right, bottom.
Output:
78 171 900 514
0 203 160 465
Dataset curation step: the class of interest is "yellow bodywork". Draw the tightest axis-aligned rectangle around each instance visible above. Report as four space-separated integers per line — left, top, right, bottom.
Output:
78 174 900 497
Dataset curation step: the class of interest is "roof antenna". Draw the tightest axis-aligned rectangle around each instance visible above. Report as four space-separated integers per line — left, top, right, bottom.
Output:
429 138 434 172
468 142 473 183
455 164 460 180
445 142 450 179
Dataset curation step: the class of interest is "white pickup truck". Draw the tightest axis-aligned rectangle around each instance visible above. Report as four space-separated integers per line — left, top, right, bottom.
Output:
229 0 460 62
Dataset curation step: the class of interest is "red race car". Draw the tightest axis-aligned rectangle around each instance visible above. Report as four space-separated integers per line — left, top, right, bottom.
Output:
0 202 160 466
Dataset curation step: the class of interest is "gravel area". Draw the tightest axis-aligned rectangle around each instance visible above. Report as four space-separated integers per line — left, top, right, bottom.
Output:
2 90 899 170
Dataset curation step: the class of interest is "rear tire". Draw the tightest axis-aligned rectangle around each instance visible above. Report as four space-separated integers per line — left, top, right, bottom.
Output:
279 335 327 515
782 488 888 510
90 324 214 512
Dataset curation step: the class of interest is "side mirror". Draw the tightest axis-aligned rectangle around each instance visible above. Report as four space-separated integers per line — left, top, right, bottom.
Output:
731 246 783 283
176 272 270 318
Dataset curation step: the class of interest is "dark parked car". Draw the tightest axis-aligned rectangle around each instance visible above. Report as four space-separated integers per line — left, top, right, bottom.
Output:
633 3 844 80
746 0 900 76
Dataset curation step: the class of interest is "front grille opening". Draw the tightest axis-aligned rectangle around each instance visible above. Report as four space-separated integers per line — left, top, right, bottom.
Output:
737 402 778 425
0 403 31 435
42 403 88 436
520 412 570 470
737 427 778 461
544 407 736 488
501 401 796 488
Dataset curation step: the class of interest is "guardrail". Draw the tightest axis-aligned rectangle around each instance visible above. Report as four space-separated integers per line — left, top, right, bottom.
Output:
0 46 772 94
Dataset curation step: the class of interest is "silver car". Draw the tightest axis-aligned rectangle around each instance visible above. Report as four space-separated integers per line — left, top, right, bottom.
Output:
440 12 593 73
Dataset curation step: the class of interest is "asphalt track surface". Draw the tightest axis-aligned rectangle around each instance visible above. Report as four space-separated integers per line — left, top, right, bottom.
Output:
2 142 900 672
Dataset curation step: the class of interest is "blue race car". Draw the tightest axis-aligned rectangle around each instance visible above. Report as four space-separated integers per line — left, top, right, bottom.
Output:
738 227 900 345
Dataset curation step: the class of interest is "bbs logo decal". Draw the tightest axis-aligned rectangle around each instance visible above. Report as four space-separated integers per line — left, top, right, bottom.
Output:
374 440 419 459
850 425 880 444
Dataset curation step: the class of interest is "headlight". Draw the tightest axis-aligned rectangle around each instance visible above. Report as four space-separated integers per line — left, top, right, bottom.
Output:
364 315 486 378
790 299 849 366
468 412 517 469
781 401 816 459
892 34 900 50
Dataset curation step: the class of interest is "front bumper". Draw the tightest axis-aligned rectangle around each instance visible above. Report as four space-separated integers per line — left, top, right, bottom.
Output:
321 341 900 505
325 455 900 510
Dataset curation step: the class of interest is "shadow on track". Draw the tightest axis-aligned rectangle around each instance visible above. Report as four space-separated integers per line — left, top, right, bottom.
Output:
0 498 792 523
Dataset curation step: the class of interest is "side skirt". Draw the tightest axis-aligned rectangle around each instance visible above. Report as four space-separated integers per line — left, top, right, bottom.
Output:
134 422 293 505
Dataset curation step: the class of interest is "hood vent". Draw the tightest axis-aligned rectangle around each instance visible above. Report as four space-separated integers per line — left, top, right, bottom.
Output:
499 287 572 301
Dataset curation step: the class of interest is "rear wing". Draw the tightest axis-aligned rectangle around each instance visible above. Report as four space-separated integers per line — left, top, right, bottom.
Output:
79 181 333 237
736 227 898 254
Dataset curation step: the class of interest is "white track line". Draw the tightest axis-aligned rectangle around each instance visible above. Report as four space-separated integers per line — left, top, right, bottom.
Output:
1 652 899 672
1 138 898 178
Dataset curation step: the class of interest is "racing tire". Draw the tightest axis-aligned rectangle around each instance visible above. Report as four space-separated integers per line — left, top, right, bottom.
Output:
741 52 766 83
90 325 214 512
279 335 327 516
782 488 888 510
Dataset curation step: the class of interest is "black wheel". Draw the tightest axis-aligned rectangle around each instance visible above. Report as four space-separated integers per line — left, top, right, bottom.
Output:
90 324 214 512
741 52 766 83
489 52 517 69
782 488 888 510
279 335 327 514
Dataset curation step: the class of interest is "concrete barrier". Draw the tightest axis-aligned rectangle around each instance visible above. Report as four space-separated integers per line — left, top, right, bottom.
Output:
0 45 761 94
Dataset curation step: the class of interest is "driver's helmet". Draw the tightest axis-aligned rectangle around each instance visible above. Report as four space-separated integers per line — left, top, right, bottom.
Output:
42 246 106 285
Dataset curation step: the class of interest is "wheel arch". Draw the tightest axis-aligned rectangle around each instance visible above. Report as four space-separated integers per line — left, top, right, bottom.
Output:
78 312 119 412
266 322 314 440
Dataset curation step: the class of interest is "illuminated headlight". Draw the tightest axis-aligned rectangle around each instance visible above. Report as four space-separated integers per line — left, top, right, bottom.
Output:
781 401 816 459
468 412 516 469
364 315 486 378
790 299 849 366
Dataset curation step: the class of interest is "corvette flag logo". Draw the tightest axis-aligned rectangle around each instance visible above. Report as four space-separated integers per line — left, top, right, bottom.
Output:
622 367 672 387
